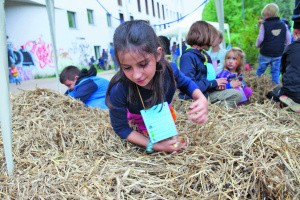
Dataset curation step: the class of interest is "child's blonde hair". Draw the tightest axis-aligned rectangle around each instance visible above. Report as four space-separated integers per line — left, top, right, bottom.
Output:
261 3 279 18
224 47 246 75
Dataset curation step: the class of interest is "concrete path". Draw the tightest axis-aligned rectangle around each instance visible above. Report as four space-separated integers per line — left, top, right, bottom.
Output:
9 69 117 95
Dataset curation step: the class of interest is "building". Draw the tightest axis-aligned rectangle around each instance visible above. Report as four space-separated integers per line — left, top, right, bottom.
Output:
5 0 204 80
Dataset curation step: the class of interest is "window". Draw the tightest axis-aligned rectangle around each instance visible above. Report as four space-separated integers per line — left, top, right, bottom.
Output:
130 16 134 21
137 0 141 12
87 9 94 25
151 0 155 17
119 13 124 23
67 11 77 28
118 0 122 6
157 2 160 18
94 46 101 59
162 5 165 20
106 13 112 27
145 0 149 15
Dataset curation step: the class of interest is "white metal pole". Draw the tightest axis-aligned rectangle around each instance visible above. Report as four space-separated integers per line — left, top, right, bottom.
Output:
45 0 60 92
0 0 14 176
214 0 225 48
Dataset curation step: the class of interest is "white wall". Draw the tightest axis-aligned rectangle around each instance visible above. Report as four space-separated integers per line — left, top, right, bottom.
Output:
5 0 189 80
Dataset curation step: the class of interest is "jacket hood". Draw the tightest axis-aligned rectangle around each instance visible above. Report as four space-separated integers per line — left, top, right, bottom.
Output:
182 48 208 63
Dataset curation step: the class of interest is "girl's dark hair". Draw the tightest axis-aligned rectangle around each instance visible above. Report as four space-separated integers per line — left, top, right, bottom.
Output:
106 20 176 109
185 20 219 48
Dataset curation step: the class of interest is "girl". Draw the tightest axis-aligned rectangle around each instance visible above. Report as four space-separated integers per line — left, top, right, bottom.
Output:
216 47 252 103
105 20 208 154
179 21 242 109
207 30 227 74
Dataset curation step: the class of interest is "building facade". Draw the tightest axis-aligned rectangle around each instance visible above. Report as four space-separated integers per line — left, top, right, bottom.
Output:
5 0 186 80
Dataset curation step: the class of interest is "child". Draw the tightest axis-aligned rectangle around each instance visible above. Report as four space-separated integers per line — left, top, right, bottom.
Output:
179 20 242 109
10 64 21 85
216 47 252 103
266 1 300 113
207 31 227 74
255 3 291 84
105 20 208 153
59 65 109 109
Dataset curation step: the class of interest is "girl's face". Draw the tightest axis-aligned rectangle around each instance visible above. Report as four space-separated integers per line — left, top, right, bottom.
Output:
118 48 162 88
225 51 240 72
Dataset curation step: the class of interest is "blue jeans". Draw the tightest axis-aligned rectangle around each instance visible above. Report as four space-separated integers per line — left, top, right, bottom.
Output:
256 54 281 84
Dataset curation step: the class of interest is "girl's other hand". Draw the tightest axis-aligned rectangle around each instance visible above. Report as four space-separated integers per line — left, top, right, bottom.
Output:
188 97 208 124
153 137 186 153
230 80 241 88
216 78 227 90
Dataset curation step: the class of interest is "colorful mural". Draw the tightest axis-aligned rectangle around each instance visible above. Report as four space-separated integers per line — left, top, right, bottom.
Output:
8 36 92 82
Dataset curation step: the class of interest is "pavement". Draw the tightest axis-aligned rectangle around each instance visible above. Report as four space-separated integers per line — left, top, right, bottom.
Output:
9 69 117 95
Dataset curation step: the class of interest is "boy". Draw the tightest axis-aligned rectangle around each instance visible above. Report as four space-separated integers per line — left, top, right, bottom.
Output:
59 65 109 109
255 3 291 85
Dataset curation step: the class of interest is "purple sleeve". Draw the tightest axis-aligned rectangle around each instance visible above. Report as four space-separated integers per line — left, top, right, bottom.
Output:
256 24 265 48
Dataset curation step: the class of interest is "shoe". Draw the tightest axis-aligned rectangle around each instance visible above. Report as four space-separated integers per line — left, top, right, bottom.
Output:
279 95 300 113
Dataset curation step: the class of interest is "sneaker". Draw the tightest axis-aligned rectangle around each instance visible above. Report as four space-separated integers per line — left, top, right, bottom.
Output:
279 95 300 113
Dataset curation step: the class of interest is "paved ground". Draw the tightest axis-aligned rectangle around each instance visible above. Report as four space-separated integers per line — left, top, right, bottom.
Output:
9 69 117 95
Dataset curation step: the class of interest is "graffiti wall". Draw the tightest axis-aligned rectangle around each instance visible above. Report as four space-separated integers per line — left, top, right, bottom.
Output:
7 36 92 82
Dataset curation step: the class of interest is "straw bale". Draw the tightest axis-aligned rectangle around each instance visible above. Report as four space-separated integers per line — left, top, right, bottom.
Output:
0 88 299 199
243 71 277 104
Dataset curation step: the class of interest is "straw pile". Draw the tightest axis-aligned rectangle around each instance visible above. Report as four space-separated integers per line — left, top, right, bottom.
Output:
244 71 277 104
0 86 299 199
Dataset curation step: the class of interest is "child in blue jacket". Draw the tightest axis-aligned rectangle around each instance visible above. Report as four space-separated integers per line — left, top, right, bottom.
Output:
60 65 109 109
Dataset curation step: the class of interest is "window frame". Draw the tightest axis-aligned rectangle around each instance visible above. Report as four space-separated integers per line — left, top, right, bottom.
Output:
87 9 94 25
67 11 77 28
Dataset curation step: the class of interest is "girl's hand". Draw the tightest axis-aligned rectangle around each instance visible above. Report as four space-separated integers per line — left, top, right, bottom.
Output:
153 137 186 153
216 78 227 86
230 80 241 88
188 96 208 124
215 78 227 90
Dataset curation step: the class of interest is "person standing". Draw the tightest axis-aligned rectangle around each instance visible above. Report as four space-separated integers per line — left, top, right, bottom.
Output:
266 0 300 113
109 43 118 71
171 41 178 63
255 3 291 85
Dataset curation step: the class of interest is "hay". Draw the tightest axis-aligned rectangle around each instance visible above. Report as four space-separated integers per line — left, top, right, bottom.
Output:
0 88 299 199
244 71 277 104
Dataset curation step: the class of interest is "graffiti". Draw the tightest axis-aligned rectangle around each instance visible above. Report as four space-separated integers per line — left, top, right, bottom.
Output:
25 37 53 69
68 42 91 66
7 46 35 81
78 43 90 66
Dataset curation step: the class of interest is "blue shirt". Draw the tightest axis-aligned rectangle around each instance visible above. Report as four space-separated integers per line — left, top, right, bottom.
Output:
107 62 198 139
67 76 109 109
